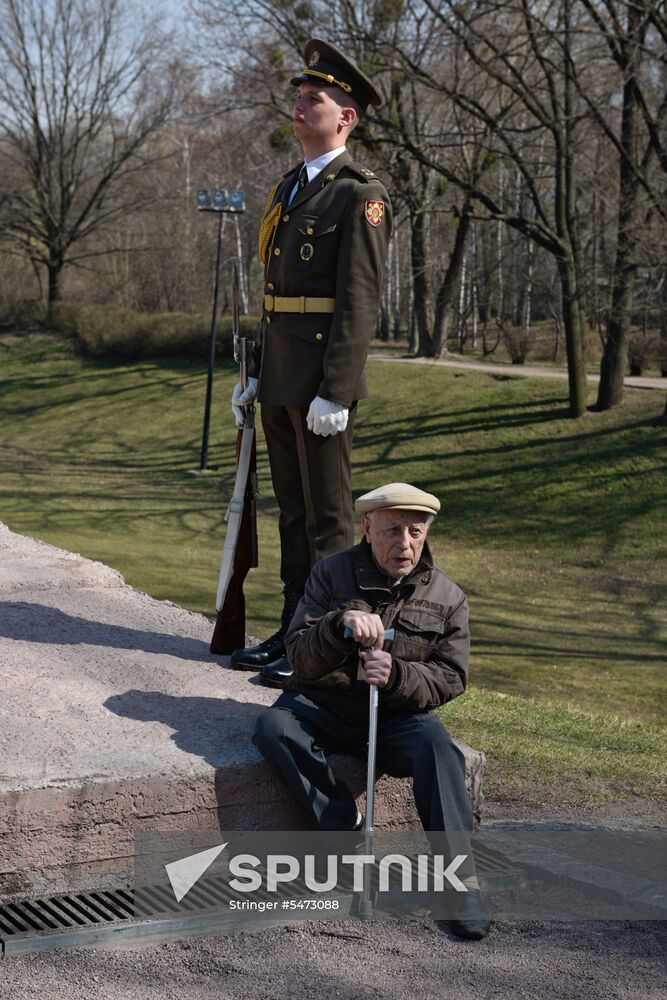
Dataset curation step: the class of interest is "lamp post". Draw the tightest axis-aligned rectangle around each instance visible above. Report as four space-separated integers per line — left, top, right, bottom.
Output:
195 187 246 472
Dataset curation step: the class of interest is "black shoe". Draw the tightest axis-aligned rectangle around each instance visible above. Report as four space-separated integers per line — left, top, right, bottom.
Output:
231 584 303 671
448 890 490 940
260 656 294 687
230 627 286 670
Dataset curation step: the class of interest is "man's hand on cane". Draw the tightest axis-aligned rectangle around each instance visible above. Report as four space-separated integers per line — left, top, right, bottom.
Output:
342 610 392 687
359 648 392 687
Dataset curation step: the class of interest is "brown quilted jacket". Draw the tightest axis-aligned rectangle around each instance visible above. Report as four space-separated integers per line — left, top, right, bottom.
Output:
284 538 470 722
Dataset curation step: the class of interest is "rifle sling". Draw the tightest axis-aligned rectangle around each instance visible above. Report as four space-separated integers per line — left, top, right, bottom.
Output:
216 424 255 612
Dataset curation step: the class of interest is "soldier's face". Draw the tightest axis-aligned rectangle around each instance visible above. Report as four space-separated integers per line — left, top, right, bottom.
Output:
293 82 351 147
363 511 430 580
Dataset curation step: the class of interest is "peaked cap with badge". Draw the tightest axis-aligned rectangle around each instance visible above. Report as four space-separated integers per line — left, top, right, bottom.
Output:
290 38 383 112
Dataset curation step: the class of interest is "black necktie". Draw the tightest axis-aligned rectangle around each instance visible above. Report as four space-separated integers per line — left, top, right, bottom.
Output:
289 164 308 206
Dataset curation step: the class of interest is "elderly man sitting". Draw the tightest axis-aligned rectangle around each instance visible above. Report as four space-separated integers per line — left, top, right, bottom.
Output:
253 482 490 939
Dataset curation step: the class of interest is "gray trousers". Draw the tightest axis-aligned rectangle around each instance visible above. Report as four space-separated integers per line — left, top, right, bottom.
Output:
260 403 357 592
253 692 475 876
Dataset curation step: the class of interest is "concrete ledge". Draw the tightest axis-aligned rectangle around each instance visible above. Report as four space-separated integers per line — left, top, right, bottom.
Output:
0 524 485 896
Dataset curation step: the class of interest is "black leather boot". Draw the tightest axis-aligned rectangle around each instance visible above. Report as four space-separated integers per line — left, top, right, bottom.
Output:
448 889 491 940
230 585 302 671
260 655 294 687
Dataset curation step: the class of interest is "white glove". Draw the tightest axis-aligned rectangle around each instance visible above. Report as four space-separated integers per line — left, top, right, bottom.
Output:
231 376 258 427
306 395 349 437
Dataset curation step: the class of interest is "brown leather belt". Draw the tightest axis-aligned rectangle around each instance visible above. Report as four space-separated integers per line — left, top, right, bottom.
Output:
264 294 336 314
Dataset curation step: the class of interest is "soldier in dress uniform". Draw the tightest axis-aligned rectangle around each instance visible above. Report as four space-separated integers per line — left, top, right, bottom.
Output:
230 39 393 686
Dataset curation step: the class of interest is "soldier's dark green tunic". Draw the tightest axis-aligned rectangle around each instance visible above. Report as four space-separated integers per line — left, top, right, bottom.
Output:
251 148 392 592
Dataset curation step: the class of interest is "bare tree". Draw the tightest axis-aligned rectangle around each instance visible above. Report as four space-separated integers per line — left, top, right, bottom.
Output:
579 1 667 409
370 0 596 416
0 0 179 306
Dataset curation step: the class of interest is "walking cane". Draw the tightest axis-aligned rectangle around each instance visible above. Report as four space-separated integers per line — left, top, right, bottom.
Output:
344 626 395 919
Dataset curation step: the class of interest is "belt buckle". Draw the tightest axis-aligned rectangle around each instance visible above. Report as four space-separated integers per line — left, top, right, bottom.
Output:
265 294 274 312
298 295 306 313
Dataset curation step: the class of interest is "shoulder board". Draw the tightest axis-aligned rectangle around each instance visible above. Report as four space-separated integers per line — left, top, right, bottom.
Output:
342 162 378 182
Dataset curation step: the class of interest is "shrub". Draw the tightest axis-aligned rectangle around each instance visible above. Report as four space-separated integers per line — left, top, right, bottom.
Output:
6 299 48 330
502 325 533 364
627 330 659 376
47 301 82 335
47 302 259 362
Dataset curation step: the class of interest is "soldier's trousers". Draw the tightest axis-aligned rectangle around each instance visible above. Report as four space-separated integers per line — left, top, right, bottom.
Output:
260 402 357 593
253 692 477 879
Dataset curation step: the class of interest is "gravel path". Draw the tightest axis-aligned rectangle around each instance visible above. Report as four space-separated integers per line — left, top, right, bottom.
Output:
2 917 664 999
371 353 666 390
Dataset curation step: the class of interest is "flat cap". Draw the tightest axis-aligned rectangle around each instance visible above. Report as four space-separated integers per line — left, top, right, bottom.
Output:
355 483 441 516
291 38 382 112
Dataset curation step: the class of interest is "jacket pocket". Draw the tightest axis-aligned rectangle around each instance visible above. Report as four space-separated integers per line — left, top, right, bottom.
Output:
295 216 338 238
394 608 445 658
291 216 338 272
282 313 332 345
397 608 445 635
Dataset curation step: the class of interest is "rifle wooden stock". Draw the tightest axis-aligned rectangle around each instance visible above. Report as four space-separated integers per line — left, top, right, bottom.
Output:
210 425 257 654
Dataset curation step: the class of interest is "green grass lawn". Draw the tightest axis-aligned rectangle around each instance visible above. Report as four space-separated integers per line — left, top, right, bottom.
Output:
1 332 665 806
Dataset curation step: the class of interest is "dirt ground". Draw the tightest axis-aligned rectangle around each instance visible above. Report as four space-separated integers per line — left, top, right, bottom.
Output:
2 916 664 1000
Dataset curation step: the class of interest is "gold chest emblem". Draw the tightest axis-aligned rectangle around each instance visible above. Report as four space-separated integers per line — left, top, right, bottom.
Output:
300 243 314 261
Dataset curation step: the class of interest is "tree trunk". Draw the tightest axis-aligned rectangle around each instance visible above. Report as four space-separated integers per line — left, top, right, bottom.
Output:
410 208 434 356
595 1 643 410
555 0 587 418
597 261 636 407
47 263 61 303
470 222 478 351
47 258 63 318
557 255 588 417
432 202 472 357
393 230 401 340
660 266 667 378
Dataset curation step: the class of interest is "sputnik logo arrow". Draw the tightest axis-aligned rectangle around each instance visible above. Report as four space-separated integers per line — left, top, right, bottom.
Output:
165 842 228 902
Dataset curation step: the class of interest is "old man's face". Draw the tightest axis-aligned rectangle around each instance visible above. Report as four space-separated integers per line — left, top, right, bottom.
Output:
363 509 431 579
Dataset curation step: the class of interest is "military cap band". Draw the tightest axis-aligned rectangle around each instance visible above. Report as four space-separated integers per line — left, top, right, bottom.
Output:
303 69 352 93
355 483 441 516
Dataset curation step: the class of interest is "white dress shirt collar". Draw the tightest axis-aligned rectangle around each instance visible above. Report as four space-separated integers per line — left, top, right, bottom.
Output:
288 146 347 205
303 145 347 183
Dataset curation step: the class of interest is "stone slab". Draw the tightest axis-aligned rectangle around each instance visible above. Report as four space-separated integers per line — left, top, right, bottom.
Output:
0 523 484 896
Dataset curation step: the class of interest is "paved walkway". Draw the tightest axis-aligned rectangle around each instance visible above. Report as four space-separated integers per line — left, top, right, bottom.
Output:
371 353 666 390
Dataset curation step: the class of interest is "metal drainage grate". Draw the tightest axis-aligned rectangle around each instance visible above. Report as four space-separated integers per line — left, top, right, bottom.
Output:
0 848 522 957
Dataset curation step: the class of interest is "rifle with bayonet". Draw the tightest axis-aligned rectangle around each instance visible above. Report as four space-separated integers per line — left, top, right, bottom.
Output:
210 264 258 654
